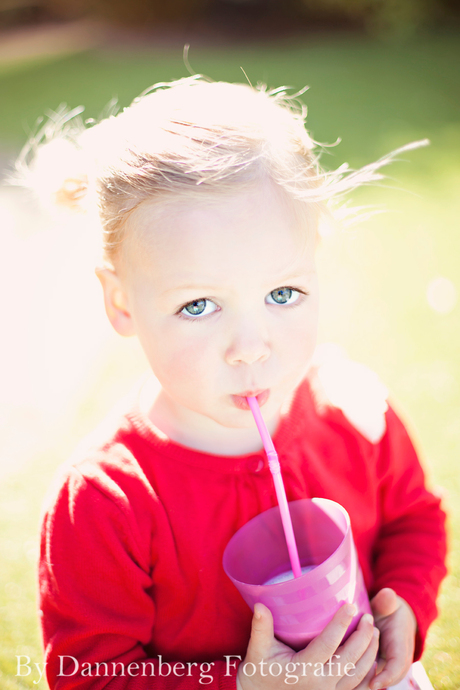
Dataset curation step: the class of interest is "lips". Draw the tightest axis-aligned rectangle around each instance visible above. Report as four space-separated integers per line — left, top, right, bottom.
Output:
231 389 270 410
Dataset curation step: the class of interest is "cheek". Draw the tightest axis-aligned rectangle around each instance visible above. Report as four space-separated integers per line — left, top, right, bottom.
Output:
280 304 318 358
145 324 218 393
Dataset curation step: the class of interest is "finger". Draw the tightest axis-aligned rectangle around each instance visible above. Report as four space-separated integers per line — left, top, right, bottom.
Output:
342 627 380 689
338 614 377 669
370 588 398 620
341 658 377 690
336 621 379 690
301 604 357 664
374 656 386 675
246 603 275 660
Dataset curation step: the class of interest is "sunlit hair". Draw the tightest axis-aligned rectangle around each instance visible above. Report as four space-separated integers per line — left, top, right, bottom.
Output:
14 75 426 264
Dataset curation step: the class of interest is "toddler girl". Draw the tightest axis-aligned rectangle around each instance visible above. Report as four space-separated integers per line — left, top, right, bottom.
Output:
29 77 447 690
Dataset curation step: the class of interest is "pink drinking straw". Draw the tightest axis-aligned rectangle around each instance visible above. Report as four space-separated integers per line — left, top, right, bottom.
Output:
247 396 302 579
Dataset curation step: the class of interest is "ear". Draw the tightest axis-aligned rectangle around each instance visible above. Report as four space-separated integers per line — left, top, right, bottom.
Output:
95 267 136 337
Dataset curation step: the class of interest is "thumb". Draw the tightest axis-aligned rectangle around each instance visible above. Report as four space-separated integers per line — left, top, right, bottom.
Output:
246 603 275 660
371 588 398 620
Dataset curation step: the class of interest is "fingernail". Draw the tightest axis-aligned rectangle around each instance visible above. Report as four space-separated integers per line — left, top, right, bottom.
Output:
345 604 357 617
362 613 374 625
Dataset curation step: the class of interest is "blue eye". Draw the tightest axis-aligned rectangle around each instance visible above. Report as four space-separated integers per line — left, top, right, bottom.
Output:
181 299 218 318
266 287 300 305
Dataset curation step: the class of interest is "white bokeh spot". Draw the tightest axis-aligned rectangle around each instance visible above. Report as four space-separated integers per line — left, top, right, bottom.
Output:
426 276 457 314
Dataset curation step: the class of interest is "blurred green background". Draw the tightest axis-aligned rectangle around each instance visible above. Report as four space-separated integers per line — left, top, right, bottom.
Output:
1 0 460 36
0 4 459 689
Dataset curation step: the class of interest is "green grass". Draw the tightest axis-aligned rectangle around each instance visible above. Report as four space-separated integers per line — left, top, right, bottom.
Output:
1 31 459 689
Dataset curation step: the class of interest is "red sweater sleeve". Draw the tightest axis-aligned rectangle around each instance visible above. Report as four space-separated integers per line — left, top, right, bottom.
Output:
370 405 448 660
39 466 238 690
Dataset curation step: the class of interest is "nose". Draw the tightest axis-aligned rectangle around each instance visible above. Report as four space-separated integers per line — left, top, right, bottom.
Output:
224 317 271 366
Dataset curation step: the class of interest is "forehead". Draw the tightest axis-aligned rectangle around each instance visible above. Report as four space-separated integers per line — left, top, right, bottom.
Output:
121 181 316 288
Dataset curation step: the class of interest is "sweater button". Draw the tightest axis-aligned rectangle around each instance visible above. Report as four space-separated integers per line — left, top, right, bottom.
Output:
247 458 265 473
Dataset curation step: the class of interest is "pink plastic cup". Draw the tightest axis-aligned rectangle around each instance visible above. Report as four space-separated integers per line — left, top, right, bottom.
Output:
223 498 371 650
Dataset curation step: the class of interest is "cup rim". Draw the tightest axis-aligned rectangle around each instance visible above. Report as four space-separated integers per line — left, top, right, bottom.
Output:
223 497 351 588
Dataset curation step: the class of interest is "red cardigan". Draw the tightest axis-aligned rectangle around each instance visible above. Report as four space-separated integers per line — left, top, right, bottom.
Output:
39 373 447 690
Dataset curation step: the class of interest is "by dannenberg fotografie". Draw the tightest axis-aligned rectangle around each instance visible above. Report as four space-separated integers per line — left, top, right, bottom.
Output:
16 654 356 685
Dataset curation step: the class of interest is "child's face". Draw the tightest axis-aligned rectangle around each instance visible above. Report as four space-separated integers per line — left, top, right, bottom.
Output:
114 180 318 439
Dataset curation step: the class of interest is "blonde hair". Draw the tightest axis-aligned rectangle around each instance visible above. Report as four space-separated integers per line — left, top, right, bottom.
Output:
15 75 426 264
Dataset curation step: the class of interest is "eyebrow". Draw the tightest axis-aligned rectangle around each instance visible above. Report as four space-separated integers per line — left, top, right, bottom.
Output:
162 284 218 295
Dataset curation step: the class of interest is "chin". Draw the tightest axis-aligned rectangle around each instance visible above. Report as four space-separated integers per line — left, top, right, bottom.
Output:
228 402 281 430
214 413 258 430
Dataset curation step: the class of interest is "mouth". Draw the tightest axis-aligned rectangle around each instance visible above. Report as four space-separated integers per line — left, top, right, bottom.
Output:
231 389 270 410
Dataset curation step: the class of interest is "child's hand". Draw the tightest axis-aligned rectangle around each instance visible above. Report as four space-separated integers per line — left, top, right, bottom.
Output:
369 588 417 690
237 603 379 690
